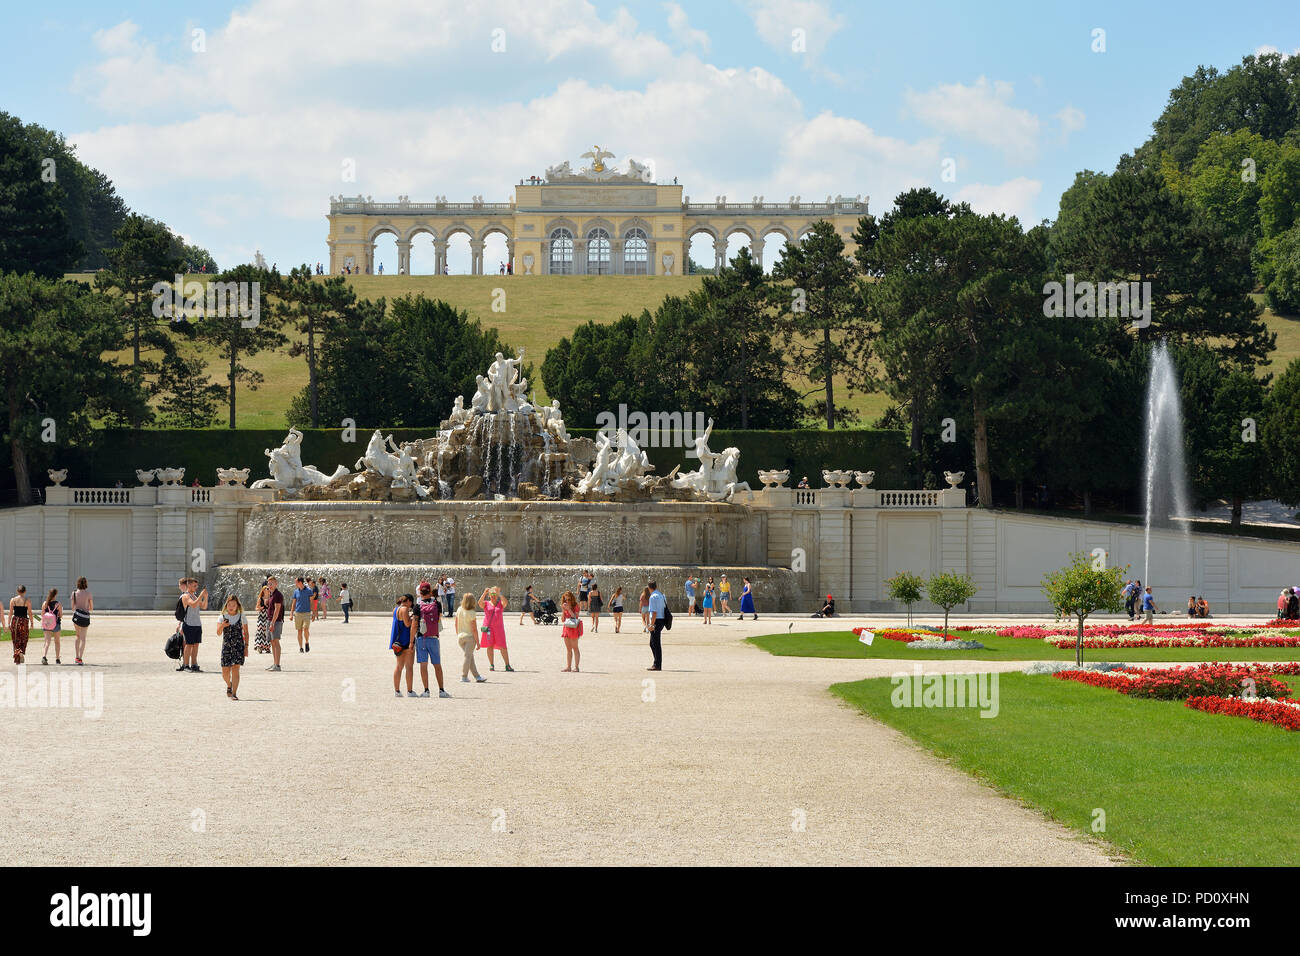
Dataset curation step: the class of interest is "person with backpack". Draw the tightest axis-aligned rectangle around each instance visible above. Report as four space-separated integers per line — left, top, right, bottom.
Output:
180 578 209 672
414 581 450 698
646 580 666 671
40 589 63 664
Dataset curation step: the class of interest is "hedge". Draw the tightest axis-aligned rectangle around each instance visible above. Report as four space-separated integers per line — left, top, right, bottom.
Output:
6 426 910 491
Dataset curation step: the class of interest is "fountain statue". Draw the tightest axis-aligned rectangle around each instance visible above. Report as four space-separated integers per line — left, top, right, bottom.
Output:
250 428 349 493
670 419 751 501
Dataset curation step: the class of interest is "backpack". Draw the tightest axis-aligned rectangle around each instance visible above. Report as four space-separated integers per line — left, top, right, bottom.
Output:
418 599 440 637
175 597 186 622
165 632 183 660
42 606 58 630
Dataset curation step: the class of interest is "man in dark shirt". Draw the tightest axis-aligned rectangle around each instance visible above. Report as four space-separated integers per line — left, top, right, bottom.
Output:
266 576 285 672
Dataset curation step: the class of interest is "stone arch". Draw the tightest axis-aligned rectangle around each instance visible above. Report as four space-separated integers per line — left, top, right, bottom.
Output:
757 224 793 273
478 223 512 243
760 223 793 242
404 223 438 242
442 223 475 241
722 223 757 243
367 223 401 242
579 216 616 238
544 217 579 237
618 216 653 237
685 223 719 244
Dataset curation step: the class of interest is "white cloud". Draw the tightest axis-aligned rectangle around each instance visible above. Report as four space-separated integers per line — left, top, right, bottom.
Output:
740 0 844 60
1054 105 1086 141
1255 44 1299 59
904 77 1041 161
664 2 709 51
956 177 1043 225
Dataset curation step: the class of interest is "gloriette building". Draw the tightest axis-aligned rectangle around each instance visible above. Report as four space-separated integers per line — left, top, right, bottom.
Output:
326 147 867 275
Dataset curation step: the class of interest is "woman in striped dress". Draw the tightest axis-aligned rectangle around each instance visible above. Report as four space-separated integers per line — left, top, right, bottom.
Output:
254 583 271 654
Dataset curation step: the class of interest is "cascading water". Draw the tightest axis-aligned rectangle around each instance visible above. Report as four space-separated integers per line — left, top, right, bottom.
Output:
1142 341 1192 584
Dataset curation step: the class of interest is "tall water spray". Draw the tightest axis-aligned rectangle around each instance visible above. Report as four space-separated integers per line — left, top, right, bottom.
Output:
1142 341 1192 584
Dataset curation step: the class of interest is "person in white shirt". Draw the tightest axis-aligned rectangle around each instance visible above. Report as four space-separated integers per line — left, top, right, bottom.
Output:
339 583 353 623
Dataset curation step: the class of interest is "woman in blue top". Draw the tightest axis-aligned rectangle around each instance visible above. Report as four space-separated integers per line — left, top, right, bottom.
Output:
390 593 417 697
738 577 757 621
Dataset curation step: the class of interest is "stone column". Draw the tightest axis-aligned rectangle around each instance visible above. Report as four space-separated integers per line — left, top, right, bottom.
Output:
469 239 484 275
611 239 624 275
395 239 411 275
433 239 447 275
573 238 587 275
751 236 765 271
506 240 514 274
540 240 549 274
714 238 725 274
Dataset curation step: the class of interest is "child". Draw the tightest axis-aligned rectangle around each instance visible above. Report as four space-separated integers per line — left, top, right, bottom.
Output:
560 590 582 672
218 595 250 700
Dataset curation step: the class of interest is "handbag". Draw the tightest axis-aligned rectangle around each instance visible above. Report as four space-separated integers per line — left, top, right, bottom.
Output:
72 608 90 627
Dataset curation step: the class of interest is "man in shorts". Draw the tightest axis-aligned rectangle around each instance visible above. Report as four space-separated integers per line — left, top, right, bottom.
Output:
291 576 313 653
415 581 451 698
579 570 591 612
266 576 285 671
180 577 208 672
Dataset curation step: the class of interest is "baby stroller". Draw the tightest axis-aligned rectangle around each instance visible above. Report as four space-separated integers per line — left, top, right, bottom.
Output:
535 599 560 625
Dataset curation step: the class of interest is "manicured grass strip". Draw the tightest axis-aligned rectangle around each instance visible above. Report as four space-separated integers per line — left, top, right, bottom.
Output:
1 629 76 642
748 629 1300 662
830 672 1300 866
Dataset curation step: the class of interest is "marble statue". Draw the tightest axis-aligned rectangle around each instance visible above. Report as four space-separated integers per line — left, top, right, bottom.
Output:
712 447 752 501
47 469 67 486
448 395 469 425
157 467 186 486
355 431 428 497
576 428 656 496
251 428 349 492
135 469 156 486
944 470 965 488
822 469 853 489
669 420 749 500
854 471 875 488
217 467 251 486
545 160 572 181
757 469 790 489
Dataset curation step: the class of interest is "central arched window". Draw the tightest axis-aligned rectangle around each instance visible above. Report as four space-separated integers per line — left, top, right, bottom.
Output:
586 228 611 274
549 228 574 274
623 228 648 275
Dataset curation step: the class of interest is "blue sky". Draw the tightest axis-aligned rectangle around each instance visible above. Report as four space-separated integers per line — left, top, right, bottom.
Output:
3 0 1297 273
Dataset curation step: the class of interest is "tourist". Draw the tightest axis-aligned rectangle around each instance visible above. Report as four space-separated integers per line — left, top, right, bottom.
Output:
444 576 457 617
638 586 651 632
254 582 271 655
578 570 591 611
1197 596 1210 618
390 593 417 697
436 576 446 613
1279 589 1289 620
218 595 250 700
1289 589 1300 620
456 594 487 683
701 580 713 624
181 578 209 671
646 580 665 671
738 577 757 621
7 586 31 664
478 587 513 671
41 589 63 665
1187 595 1198 618
414 582 450 698
71 576 93 666
588 583 603 632
684 575 696 615
266 576 285 671
340 582 353 623
719 575 732 614
560 590 582 672
1123 580 1138 620
310 576 321 621
610 587 625 633
292 576 313 653
814 593 835 617
520 584 537 625
797 476 809 489
319 578 331 619
1140 586 1158 625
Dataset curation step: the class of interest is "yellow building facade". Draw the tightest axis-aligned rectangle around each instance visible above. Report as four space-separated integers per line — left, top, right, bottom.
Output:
326 149 867 276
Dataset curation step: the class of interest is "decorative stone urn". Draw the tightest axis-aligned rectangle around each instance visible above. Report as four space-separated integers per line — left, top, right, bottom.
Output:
854 470 875 488
157 467 186 486
944 470 965 489
47 469 68 487
216 467 251 487
135 468 157 486
661 251 674 276
522 253 534 275
757 469 791 489
822 469 854 489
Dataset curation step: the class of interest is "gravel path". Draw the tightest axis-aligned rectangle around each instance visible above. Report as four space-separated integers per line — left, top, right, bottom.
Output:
0 612 1126 865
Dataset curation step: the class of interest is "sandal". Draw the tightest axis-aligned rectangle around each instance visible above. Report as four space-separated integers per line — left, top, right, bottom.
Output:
226 686 232 697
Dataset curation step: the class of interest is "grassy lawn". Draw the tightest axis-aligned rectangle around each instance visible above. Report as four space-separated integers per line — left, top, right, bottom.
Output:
748 628 1300 662
831 671 1300 865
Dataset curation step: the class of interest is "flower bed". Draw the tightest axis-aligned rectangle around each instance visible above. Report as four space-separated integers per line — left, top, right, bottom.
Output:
1185 696 1300 731
1054 662 1299 700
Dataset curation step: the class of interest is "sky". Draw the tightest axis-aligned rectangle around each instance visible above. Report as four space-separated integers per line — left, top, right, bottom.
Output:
3 0 1298 274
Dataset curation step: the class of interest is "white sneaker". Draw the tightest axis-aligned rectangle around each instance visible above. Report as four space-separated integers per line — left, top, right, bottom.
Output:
420 689 431 697
394 690 402 697
439 689 452 698
475 676 487 683
406 691 418 698
461 676 471 682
